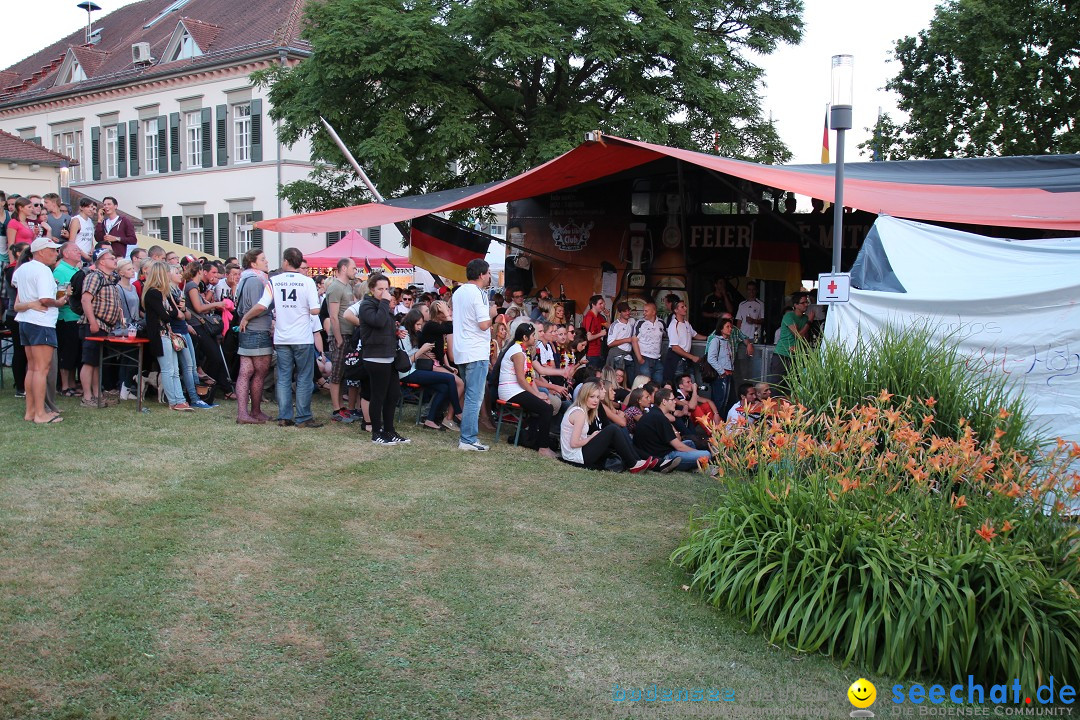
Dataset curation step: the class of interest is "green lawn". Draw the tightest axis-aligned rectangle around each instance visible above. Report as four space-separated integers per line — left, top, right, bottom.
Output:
0 375 894 719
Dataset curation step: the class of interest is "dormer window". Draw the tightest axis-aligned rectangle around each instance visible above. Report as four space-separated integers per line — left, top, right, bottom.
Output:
172 29 202 61
54 51 88 86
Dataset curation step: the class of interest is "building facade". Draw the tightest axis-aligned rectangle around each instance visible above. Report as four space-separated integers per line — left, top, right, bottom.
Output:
0 0 318 264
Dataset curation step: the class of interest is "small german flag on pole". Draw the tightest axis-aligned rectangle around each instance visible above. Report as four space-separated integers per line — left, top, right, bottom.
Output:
821 104 831 164
410 215 491 282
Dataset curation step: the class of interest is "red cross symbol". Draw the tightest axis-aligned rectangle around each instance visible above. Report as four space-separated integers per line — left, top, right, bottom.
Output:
827 280 838 294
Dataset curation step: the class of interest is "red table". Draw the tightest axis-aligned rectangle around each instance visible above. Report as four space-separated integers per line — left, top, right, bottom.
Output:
84 335 151 412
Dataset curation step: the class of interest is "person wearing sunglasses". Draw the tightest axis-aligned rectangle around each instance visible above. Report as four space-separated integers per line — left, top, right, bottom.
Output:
771 292 814 386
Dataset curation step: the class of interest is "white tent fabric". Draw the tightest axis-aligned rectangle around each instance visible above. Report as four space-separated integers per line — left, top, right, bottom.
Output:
825 216 1080 445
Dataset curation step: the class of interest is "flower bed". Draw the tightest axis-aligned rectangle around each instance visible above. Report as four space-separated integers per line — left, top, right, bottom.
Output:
673 392 1079 687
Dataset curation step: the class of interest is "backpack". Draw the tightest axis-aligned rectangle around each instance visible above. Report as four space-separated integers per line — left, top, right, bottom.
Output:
67 268 86 316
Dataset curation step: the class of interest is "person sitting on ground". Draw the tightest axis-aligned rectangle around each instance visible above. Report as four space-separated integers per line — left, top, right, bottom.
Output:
610 366 631 404
674 373 717 437
529 320 571 413
632 388 714 473
497 323 558 458
399 308 462 431
726 382 757 427
622 386 653 435
561 380 676 473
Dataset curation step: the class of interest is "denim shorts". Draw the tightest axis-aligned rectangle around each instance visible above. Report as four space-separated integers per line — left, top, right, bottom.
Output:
237 329 273 356
19 321 57 347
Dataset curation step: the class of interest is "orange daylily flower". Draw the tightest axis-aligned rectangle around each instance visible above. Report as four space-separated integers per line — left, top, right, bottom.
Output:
878 389 894 403
997 407 1010 420
925 396 937 408
827 488 838 502
883 408 903 426
951 493 968 509
1000 520 1014 533
922 414 935 428
994 427 1006 440
975 519 997 543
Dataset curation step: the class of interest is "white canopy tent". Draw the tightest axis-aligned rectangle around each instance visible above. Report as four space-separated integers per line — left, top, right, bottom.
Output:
825 216 1080 446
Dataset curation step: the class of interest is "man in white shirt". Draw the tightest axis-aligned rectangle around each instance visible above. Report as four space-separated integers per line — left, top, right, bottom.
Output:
605 301 637 378
12 237 66 424
241 247 322 428
663 300 705 384
726 382 757 427
452 258 497 451
633 301 665 383
735 280 765 343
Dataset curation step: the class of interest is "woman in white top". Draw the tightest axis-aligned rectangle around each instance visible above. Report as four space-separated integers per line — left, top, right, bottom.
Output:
497 323 558 458
560 379 674 473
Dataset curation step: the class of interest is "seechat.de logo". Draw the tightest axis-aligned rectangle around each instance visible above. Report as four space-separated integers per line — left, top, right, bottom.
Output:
891 676 1075 708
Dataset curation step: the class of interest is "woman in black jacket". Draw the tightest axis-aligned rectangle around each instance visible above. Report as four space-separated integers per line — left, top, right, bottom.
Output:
141 261 192 411
357 273 407 445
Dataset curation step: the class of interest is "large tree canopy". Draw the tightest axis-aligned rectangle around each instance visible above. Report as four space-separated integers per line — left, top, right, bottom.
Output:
878 0 1079 158
255 0 803 210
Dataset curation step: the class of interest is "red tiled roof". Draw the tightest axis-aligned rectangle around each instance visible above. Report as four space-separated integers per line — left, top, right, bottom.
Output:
0 130 79 166
0 0 310 106
70 46 109 78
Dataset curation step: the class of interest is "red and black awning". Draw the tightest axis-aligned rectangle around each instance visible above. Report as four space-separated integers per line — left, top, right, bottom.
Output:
258 135 1080 234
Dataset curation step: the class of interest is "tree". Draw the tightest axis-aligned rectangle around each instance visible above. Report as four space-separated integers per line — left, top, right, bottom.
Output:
254 0 803 209
880 0 1079 158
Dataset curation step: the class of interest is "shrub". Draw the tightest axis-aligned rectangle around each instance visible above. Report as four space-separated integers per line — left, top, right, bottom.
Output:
783 323 1037 458
672 394 1079 689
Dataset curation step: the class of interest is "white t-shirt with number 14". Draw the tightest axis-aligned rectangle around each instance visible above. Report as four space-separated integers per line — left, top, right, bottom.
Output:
259 272 319 345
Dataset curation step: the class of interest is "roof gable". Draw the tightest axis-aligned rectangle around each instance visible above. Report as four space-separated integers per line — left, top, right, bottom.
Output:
0 0 310 104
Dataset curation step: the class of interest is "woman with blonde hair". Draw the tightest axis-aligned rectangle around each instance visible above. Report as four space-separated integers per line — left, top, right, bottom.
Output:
560 380 675 472
141 261 191 410
546 301 567 326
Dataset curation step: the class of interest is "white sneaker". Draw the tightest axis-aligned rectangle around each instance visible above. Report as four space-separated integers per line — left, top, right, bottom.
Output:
459 441 489 452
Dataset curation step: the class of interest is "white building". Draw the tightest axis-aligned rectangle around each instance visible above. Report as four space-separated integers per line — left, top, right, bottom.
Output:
0 0 319 264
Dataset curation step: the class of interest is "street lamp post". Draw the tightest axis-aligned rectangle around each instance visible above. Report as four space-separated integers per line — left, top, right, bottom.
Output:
829 54 853 274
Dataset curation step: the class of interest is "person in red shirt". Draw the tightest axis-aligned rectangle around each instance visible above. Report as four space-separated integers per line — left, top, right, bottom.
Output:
94 196 137 259
581 294 608 369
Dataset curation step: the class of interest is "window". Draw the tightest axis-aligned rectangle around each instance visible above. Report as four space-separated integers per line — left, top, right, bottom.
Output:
185 111 201 167
170 30 202 61
52 129 84 182
105 125 118 179
144 218 161 240
144 120 159 173
186 216 203 250
233 103 251 163
234 212 253 255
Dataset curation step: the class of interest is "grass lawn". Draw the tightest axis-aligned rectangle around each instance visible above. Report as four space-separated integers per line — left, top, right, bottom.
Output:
0 376 894 719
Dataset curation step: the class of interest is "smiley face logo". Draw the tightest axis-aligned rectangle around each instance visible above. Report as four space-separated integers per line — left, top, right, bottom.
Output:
848 678 877 709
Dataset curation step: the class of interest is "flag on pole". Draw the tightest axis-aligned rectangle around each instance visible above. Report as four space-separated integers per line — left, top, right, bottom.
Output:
821 106 830 164
410 214 491 283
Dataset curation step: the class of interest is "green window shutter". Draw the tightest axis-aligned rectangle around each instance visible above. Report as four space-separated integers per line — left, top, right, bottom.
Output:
90 126 101 181
117 127 127 178
169 113 180 171
202 214 214 255
249 98 262 162
157 115 167 174
200 108 212 168
217 212 229 258
172 216 183 248
28 136 41 145
251 210 263 250
326 230 341 248
215 105 228 166
128 120 139 177
160 215 170 244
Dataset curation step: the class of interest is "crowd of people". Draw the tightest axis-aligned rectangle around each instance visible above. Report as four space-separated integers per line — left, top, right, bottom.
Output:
3 188 812 473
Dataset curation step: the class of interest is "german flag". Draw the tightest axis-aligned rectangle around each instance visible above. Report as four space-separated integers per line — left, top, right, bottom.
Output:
410 215 491 282
821 106 830 164
381 258 396 273
747 236 802 295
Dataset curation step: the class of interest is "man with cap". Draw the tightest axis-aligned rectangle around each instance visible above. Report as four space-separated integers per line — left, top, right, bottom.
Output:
11 237 66 423
79 247 124 408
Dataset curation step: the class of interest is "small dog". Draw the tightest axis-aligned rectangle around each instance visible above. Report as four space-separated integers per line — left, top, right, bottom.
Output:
142 371 165 404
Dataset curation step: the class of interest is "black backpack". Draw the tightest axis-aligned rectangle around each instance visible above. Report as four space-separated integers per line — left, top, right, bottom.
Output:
67 268 86 316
